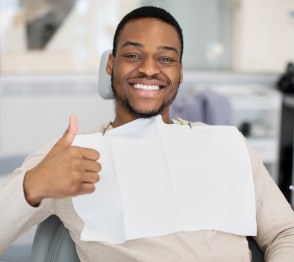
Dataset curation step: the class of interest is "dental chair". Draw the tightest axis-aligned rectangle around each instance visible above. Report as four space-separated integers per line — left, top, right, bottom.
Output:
31 215 79 262
30 50 264 261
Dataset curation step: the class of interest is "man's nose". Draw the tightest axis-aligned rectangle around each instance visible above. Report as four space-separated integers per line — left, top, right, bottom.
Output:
138 57 160 76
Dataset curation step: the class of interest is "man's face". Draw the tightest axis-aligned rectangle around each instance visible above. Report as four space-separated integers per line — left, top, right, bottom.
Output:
107 18 183 123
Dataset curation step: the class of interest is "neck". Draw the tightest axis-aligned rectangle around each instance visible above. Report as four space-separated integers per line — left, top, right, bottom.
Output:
112 110 173 128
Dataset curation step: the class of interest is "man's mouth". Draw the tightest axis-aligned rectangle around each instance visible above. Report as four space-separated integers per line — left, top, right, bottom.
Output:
128 79 167 92
132 83 160 91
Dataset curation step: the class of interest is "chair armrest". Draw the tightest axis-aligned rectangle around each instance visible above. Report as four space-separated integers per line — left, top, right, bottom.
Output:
31 215 79 262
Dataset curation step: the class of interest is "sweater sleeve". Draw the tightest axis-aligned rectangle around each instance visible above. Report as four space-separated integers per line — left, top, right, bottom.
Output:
0 142 56 254
246 140 294 261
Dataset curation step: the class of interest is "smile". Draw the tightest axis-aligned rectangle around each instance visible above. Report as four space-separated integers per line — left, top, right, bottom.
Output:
133 84 160 91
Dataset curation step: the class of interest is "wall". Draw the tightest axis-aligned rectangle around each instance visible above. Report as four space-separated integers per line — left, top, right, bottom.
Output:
0 75 115 156
232 0 294 72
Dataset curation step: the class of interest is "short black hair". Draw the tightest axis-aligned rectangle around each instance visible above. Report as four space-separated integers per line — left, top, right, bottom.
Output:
112 6 184 62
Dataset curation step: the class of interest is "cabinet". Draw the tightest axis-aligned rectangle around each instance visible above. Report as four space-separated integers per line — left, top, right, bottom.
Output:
215 85 282 182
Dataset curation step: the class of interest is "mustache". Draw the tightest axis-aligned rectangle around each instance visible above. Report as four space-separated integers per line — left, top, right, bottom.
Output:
124 72 171 85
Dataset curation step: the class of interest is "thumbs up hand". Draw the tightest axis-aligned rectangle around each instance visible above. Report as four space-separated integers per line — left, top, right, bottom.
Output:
24 115 101 206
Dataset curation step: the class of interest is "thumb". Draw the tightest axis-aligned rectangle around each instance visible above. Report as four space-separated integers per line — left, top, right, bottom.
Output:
56 114 78 147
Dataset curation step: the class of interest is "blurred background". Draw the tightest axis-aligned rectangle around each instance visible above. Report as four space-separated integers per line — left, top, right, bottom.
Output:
0 0 294 261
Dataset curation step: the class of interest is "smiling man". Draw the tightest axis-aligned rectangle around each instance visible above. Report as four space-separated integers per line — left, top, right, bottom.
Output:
108 11 183 126
1 6 294 262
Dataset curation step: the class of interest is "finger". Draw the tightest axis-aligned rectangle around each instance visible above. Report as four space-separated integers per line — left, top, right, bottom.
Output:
78 148 100 161
79 183 96 195
82 172 100 184
56 114 78 147
82 160 101 173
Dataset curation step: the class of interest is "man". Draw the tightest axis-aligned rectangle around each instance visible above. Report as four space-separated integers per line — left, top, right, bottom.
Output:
1 6 294 261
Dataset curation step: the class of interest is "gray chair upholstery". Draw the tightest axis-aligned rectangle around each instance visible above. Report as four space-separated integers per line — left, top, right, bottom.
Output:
247 236 265 262
98 49 113 100
31 215 79 262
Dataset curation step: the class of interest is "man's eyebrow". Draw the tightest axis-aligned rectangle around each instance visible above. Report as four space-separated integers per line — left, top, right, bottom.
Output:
121 41 144 49
158 46 178 54
120 41 179 54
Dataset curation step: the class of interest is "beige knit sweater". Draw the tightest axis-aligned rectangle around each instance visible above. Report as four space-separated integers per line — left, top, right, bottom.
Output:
1 121 294 261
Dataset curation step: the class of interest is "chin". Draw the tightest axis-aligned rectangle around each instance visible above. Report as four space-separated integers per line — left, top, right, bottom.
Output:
127 104 164 119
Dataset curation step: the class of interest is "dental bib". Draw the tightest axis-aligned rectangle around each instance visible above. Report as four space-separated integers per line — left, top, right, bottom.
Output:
72 116 256 244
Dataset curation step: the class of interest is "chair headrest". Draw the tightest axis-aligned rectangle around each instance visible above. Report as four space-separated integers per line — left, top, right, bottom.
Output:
98 50 114 100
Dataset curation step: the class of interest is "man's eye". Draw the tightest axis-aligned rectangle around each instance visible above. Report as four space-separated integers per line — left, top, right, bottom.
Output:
159 57 174 63
126 54 140 60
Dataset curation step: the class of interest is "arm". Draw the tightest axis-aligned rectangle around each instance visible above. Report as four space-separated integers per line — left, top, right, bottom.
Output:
247 141 294 261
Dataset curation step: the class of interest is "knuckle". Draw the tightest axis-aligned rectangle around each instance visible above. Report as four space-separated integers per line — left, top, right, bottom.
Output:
69 158 81 170
69 147 80 157
72 171 83 182
68 176 82 194
68 183 79 195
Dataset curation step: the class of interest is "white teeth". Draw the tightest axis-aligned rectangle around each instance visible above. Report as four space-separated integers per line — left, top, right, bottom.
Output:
133 84 160 91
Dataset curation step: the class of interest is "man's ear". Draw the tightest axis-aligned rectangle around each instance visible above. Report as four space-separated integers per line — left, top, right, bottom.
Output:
106 53 114 76
179 63 183 84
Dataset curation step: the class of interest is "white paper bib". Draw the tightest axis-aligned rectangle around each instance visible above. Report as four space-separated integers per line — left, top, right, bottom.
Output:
72 116 256 243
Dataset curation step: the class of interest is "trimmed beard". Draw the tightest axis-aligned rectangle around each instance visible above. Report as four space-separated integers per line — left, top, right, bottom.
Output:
111 74 179 119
